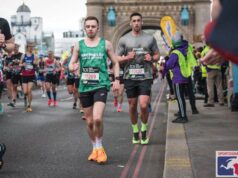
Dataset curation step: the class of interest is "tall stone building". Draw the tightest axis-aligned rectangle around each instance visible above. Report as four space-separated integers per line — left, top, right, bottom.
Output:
11 3 54 54
86 0 210 48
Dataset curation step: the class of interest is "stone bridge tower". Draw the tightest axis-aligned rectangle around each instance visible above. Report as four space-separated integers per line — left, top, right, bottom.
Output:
86 0 210 48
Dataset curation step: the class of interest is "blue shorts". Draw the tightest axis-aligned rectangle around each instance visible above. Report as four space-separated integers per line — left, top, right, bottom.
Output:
37 75 45 81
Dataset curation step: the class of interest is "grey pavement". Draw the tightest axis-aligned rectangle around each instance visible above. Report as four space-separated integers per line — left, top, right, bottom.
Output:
0 80 167 178
164 97 238 178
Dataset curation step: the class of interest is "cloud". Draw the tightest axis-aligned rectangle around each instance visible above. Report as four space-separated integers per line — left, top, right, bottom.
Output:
0 0 86 38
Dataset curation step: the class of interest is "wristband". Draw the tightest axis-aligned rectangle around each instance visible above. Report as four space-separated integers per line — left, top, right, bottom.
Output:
115 76 120 80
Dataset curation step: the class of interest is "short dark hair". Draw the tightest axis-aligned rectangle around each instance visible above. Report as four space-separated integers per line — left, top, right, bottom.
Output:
84 16 99 25
130 12 142 20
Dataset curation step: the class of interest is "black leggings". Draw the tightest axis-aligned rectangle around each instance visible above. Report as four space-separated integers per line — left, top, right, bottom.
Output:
174 83 187 118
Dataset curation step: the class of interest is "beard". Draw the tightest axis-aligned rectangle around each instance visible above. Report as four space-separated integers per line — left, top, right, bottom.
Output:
87 32 97 39
134 26 141 33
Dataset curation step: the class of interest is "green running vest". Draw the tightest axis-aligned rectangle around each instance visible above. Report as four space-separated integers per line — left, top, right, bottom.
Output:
78 38 110 93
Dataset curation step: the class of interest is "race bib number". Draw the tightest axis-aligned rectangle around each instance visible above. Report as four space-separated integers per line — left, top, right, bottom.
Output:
129 64 145 79
81 67 99 86
26 64 33 70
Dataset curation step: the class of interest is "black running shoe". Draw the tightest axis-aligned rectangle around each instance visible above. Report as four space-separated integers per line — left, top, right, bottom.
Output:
172 117 188 123
73 103 77 109
7 102 15 107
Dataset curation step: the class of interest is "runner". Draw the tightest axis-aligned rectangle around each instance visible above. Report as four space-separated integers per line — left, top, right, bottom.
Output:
0 50 5 113
3 50 14 107
36 54 46 98
63 46 80 110
69 16 120 164
117 12 160 144
11 43 24 105
116 65 125 112
44 50 60 107
0 17 15 169
20 42 37 112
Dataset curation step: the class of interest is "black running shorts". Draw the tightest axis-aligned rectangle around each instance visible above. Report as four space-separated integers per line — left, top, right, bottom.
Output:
124 79 153 98
79 87 108 108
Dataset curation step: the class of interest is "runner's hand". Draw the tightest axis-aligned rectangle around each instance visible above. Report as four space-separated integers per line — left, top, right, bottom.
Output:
144 53 152 61
112 80 120 93
126 51 136 61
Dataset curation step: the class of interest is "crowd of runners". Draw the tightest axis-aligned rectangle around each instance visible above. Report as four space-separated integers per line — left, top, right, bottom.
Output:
0 0 234 168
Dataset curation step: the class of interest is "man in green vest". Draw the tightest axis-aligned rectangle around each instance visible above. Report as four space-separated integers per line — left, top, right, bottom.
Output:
69 16 120 164
202 44 224 107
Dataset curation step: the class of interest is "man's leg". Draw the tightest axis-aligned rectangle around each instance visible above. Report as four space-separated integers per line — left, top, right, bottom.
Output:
205 71 215 106
137 79 153 144
187 76 199 114
92 88 108 164
215 71 224 105
139 95 150 144
128 97 140 144
173 83 188 123
117 83 124 112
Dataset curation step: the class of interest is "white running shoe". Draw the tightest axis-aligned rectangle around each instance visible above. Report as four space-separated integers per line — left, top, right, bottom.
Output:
41 93 46 98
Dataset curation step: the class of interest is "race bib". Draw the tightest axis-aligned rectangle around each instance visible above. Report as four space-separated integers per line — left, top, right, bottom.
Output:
81 67 99 86
129 64 145 79
26 64 33 70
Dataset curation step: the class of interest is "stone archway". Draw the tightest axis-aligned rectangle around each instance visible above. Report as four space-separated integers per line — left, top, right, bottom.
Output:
111 17 187 49
86 0 210 46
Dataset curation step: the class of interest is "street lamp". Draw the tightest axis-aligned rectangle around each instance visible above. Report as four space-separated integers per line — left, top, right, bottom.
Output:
180 5 190 26
107 6 116 27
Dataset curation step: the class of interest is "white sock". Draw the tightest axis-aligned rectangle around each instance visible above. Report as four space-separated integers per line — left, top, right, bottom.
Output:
91 140 96 149
96 137 102 149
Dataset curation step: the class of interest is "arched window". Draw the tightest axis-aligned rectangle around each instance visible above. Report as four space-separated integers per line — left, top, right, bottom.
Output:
180 5 190 26
107 6 116 27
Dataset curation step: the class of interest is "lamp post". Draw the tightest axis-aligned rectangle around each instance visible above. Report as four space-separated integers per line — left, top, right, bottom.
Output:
107 6 116 27
180 5 190 26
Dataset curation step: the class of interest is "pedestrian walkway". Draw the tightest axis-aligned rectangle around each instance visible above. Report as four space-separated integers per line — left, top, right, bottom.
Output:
164 99 238 178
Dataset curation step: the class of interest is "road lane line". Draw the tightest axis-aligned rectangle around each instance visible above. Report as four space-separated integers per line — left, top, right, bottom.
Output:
120 81 165 178
132 83 166 178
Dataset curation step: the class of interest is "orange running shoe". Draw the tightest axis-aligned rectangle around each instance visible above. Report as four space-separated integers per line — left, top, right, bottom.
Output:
48 99 52 106
88 149 98 161
96 147 107 164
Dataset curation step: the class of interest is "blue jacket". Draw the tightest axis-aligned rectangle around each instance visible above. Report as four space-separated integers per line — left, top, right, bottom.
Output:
163 40 189 84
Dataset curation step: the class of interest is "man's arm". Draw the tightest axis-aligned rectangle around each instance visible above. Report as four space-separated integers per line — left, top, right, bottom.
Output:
106 41 119 78
116 37 135 63
200 48 224 65
69 43 79 72
106 40 120 91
